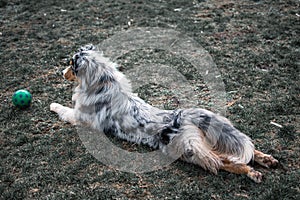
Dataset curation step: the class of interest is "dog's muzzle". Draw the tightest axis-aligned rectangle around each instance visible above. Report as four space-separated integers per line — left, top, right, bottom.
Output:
62 66 76 81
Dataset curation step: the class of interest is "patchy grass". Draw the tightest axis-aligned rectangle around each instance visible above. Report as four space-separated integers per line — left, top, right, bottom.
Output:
1 0 299 199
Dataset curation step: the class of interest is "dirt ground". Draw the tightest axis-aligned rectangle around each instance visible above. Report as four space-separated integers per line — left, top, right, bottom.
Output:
0 0 299 199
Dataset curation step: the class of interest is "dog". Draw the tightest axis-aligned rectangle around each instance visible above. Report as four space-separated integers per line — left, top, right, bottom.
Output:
50 45 278 183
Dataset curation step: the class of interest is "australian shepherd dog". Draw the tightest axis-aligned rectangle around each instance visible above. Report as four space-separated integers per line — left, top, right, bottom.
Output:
50 45 278 183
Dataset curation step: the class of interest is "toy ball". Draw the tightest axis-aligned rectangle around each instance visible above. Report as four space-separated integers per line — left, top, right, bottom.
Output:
12 89 32 108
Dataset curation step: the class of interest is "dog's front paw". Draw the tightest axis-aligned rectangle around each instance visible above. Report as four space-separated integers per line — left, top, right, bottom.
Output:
50 103 63 113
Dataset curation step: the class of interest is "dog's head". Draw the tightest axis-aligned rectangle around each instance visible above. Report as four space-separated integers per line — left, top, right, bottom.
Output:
62 45 125 92
62 44 97 82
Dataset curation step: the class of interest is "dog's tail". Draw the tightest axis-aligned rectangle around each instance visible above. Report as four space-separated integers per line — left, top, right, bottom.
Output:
189 109 254 164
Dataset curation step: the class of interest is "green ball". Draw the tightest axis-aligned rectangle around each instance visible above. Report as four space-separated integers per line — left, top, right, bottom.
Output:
12 89 32 108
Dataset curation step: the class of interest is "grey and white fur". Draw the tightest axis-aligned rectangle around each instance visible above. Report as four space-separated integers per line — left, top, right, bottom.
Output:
50 45 278 183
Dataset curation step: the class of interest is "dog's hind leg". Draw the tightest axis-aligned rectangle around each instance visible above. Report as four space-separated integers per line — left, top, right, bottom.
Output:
50 103 77 125
254 150 278 168
220 158 263 183
166 124 222 175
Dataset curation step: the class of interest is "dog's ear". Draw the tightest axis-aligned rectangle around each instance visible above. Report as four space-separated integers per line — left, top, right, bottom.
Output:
80 44 95 52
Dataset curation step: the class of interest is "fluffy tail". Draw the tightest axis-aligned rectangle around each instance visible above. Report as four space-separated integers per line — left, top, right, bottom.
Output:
188 109 254 164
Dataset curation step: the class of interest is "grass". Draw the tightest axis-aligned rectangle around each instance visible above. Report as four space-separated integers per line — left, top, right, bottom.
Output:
1 0 299 199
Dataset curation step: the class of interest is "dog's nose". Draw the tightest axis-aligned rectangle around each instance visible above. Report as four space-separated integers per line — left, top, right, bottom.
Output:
61 70 64 76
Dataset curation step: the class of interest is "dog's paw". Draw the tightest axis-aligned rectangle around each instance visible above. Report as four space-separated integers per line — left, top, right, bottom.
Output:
50 103 62 113
247 169 263 183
